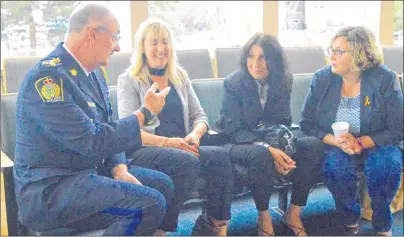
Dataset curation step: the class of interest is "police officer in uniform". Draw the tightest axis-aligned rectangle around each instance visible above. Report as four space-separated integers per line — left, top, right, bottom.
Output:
13 3 190 236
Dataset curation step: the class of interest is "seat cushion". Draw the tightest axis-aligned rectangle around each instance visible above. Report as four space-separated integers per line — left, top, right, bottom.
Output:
191 78 224 130
284 47 326 74
215 48 242 78
103 53 131 86
2 57 41 93
290 73 314 124
1 93 18 160
383 46 403 74
177 49 214 80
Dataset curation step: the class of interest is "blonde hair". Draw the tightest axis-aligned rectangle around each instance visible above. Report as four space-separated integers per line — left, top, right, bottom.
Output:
330 26 382 72
127 18 185 86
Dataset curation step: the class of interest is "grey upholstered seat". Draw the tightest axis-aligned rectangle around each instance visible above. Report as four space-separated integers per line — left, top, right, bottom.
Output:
176 49 214 80
215 47 242 78
284 47 326 74
2 57 41 93
383 46 403 74
290 73 314 124
103 52 131 86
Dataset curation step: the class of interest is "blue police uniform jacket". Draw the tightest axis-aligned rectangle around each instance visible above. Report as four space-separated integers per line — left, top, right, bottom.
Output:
14 43 142 230
299 65 403 146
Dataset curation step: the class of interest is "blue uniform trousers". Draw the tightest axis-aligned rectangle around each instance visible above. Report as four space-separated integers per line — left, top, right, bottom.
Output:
63 166 174 236
324 145 403 232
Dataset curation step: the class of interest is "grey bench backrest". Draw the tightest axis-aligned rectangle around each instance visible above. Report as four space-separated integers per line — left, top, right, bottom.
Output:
290 73 314 124
177 49 214 80
215 47 242 78
103 52 132 86
1 93 18 160
2 57 41 93
109 86 119 121
284 47 326 74
191 78 225 130
383 46 403 74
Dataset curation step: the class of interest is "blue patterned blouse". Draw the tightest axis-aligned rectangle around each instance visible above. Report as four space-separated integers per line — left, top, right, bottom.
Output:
335 94 361 135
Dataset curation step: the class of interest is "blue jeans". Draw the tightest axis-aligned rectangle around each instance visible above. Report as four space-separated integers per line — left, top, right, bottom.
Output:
324 145 402 232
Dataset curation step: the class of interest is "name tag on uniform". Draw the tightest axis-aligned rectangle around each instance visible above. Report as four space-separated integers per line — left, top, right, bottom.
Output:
87 102 96 108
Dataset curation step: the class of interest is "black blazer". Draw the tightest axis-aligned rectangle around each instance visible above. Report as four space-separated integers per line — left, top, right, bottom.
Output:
300 65 403 146
216 69 293 144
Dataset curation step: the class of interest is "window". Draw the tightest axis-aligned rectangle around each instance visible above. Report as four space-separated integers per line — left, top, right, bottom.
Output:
148 1 263 55
0 1 131 63
278 1 381 47
393 0 403 46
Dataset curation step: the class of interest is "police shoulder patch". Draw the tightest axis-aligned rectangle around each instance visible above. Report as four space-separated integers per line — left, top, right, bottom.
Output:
35 76 64 103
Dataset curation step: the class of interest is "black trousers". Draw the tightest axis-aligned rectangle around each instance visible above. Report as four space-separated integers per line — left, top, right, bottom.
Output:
128 145 233 232
228 136 324 211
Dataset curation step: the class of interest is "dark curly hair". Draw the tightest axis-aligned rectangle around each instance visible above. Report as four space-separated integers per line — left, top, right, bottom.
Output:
239 32 288 85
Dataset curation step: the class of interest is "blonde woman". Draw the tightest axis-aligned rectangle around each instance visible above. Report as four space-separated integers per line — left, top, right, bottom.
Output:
117 19 233 236
300 26 403 236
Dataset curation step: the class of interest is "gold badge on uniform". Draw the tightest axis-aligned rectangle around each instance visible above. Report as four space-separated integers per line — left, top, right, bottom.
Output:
364 96 370 107
42 57 61 67
69 69 77 77
35 77 64 103
87 101 96 107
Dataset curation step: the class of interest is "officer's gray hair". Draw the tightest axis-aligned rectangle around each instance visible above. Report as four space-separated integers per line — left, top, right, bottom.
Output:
67 3 115 34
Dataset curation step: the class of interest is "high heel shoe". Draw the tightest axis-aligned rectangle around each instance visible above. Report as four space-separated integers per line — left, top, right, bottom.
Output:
281 217 307 236
257 224 274 236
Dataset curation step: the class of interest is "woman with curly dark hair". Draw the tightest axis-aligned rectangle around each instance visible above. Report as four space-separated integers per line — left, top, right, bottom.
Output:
216 33 324 236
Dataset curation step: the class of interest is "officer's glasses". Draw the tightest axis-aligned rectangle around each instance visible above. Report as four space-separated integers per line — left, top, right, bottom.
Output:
327 47 352 58
95 26 121 46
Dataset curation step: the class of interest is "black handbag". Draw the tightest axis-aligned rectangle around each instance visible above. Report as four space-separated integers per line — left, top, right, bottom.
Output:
252 123 297 157
252 123 298 184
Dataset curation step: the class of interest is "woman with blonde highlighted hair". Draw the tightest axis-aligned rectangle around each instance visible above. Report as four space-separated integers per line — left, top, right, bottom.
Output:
300 26 403 236
117 19 233 236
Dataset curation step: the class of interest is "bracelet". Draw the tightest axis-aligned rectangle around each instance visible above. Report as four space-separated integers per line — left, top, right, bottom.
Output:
356 137 364 149
139 106 153 125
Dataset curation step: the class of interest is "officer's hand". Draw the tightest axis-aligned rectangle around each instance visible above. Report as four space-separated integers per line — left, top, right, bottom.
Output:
114 171 143 186
144 82 171 115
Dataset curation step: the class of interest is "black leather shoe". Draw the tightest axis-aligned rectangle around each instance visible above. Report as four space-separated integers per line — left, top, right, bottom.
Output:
344 224 360 236
191 215 226 236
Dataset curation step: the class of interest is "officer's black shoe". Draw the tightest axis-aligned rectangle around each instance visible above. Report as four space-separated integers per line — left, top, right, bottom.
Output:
191 215 226 236
344 224 360 236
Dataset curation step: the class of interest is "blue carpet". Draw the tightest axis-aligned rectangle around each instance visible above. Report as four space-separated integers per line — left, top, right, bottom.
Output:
169 185 404 236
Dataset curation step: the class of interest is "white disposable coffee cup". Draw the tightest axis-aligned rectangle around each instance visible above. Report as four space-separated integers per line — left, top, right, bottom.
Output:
332 121 350 141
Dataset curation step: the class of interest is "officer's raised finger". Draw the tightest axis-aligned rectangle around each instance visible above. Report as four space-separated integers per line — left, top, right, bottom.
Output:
158 87 171 98
148 82 159 93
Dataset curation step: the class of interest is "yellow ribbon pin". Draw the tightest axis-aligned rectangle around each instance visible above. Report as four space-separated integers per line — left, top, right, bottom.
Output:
364 96 370 107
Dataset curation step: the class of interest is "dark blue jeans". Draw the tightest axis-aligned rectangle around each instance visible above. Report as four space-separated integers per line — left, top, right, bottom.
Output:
65 166 174 236
324 145 403 232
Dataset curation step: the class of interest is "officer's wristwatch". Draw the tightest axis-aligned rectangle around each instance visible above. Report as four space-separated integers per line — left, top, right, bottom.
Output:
139 106 154 125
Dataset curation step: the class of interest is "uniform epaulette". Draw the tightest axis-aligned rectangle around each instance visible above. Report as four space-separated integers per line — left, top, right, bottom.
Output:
40 57 63 68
